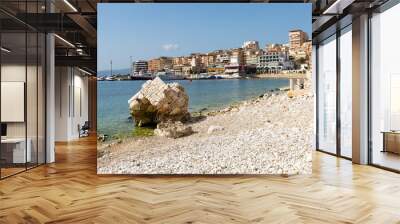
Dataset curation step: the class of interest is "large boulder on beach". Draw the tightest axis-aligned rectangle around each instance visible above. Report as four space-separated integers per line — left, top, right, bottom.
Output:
128 77 189 126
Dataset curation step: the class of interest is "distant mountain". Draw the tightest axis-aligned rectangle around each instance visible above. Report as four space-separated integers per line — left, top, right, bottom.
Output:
98 68 130 77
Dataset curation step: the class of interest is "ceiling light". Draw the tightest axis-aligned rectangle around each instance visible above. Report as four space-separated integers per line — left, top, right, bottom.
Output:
76 48 85 55
63 0 78 12
54 34 75 48
323 0 355 15
1 47 11 53
78 67 93 76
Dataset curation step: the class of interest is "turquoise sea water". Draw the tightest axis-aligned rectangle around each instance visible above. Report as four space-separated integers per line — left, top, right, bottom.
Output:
97 79 288 136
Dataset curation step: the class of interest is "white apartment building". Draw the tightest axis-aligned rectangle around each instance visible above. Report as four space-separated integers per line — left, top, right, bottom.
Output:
242 41 260 50
132 60 148 74
257 51 293 72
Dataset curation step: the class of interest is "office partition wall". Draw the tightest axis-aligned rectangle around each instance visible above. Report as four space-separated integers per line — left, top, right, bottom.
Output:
0 1 46 179
339 25 352 158
314 0 400 171
370 2 400 171
315 19 353 159
0 31 28 177
317 35 337 154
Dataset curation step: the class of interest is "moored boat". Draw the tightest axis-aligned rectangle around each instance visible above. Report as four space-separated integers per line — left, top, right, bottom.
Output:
156 71 185 80
131 72 153 80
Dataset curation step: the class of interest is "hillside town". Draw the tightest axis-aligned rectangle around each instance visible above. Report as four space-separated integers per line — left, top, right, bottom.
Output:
99 29 311 81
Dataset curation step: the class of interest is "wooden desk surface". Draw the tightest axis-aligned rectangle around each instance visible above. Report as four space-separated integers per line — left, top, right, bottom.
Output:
381 131 400 134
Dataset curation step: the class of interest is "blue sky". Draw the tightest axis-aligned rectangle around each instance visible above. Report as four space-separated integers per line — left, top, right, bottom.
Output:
98 3 311 71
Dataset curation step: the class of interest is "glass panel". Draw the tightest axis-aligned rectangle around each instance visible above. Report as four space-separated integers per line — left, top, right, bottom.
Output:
0 23 1 178
371 3 400 171
340 26 352 158
38 32 45 165
0 0 46 178
317 35 337 154
26 0 39 169
1 31 27 177
27 31 38 169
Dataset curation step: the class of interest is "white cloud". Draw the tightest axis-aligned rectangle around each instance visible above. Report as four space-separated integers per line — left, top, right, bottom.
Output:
162 43 179 51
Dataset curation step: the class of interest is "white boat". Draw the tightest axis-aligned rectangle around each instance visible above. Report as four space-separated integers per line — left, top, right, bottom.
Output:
218 73 241 79
131 72 153 80
155 71 185 80
190 73 209 79
105 76 116 81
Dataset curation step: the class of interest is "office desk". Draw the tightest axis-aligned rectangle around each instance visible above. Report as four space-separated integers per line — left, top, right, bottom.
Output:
382 131 400 154
1 138 31 163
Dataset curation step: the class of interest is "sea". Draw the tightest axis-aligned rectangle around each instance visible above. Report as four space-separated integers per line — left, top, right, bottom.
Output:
97 79 289 137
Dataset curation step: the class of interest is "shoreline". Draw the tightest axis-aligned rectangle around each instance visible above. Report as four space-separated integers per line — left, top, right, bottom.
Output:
192 87 290 117
98 86 290 142
97 75 308 82
97 88 313 175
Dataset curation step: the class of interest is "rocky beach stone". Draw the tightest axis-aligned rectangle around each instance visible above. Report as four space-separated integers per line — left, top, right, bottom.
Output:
154 121 193 139
207 125 225 134
128 77 189 126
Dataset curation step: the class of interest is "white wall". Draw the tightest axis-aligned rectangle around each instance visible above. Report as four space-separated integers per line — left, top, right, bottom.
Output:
55 66 69 141
55 67 89 141
71 72 89 138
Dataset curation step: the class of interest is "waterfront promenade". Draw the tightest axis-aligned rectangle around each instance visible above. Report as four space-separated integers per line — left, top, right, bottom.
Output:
255 72 309 79
98 72 310 81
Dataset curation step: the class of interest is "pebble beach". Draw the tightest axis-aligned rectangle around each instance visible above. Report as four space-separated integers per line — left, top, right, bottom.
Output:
97 89 314 175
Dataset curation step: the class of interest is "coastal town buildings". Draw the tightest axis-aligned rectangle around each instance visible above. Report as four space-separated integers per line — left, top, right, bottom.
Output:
244 48 262 66
242 40 260 50
266 43 289 54
216 52 232 65
299 40 312 60
148 57 173 73
182 65 192 75
287 30 312 69
207 66 225 74
132 60 148 74
240 44 261 74
289 29 309 55
173 57 185 66
148 59 159 73
230 48 245 65
257 50 294 73
172 65 183 74
200 54 209 67
224 64 243 77
190 55 204 74
206 53 217 67
141 30 310 77
222 48 245 77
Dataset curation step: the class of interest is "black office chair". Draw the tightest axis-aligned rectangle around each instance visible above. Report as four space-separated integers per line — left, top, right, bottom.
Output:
79 121 90 138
